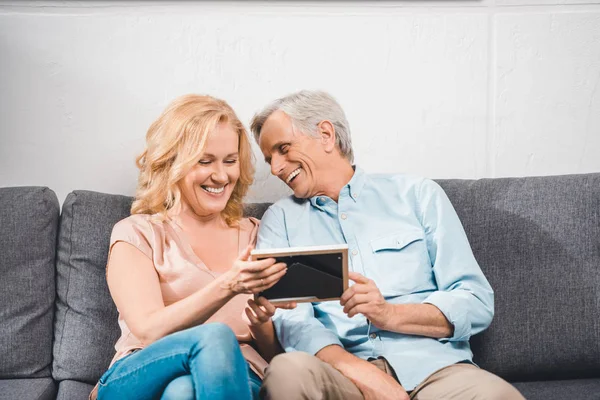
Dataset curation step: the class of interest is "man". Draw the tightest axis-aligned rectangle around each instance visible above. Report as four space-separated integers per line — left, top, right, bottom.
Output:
251 90 524 400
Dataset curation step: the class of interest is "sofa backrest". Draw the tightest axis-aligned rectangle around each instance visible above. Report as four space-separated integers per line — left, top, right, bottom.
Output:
438 173 600 382
0 187 59 379
48 173 600 385
52 191 133 384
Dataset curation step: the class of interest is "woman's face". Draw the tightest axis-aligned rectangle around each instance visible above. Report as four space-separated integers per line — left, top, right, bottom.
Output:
178 121 241 219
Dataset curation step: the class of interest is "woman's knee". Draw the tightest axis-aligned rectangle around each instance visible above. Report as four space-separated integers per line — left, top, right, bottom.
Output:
160 375 194 400
179 323 238 349
199 323 238 350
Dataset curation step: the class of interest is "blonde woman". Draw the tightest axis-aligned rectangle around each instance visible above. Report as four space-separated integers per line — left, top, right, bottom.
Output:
93 95 293 400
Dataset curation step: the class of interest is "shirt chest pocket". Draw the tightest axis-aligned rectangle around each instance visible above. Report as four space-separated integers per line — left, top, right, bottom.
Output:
367 229 433 295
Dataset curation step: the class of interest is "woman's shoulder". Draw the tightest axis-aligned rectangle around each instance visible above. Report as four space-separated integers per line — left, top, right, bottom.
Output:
239 217 260 240
111 213 170 241
110 213 171 259
113 213 152 231
239 216 259 231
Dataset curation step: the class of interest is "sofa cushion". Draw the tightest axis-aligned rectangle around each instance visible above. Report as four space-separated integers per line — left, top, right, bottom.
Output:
0 378 56 400
56 380 96 400
0 187 58 378
52 191 133 383
437 174 600 382
512 378 600 400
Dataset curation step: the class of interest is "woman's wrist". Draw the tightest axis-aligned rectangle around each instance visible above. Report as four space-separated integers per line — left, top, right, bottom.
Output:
215 272 238 299
248 318 273 338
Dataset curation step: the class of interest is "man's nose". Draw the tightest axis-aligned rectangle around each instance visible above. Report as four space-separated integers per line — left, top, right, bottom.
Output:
270 155 285 177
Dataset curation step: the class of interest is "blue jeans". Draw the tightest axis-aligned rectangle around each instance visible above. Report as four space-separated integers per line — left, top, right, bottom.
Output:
97 323 261 400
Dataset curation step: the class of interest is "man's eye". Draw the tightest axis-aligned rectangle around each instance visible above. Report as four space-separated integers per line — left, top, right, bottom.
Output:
280 144 289 154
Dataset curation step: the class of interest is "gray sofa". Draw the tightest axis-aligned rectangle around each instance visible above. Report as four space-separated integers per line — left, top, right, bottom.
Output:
1 173 599 400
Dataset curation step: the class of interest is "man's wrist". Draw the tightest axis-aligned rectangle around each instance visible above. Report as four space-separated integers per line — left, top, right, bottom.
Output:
377 302 399 331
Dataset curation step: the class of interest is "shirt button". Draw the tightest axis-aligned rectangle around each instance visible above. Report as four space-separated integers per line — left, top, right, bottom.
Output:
341 213 347 220
369 332 377 339
352 249 358 256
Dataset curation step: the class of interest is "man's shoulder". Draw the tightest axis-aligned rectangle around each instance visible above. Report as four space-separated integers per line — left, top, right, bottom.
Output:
366 172 431 192
269 195 309 212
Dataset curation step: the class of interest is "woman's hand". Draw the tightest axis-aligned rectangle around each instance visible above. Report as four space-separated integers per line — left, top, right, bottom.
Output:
221 245 287 295
243 297 297 327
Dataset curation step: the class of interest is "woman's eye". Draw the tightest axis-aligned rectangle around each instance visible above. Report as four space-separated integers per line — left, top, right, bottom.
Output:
198 160 211 165
225 159 238 164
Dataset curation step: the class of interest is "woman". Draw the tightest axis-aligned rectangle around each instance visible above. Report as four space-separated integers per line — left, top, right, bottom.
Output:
93 94 293 400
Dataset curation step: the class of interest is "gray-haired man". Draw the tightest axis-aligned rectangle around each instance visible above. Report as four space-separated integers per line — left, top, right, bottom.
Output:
251 90 524 400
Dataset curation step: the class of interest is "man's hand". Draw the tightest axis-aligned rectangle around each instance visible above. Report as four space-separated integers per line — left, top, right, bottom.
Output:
359 370 410 400
340 272 391 330
317 345 409 400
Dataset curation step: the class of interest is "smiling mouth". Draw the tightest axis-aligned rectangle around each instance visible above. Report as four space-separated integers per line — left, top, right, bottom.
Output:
201 185 225 194
285 168 302 184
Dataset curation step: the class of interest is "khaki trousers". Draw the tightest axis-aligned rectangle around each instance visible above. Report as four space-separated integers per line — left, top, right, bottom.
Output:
261 352 525 400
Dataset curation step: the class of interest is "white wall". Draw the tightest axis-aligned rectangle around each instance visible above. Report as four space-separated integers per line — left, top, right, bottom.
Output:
1 1 599 205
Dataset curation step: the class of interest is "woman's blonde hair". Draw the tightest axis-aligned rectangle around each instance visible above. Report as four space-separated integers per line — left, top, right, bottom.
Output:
131 94 254 226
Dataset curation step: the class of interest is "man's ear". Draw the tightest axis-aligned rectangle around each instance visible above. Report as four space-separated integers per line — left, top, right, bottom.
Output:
317 120 336 153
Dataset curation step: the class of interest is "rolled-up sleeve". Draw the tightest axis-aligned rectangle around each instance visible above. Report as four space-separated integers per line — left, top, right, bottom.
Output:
272 304 343 354
257 205 343 354
418 179 494 342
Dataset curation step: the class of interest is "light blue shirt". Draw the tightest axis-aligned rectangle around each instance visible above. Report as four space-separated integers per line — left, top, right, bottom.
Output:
256 167 494 391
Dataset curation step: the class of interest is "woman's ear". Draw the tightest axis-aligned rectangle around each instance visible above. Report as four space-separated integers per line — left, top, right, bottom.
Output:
317 120 336 153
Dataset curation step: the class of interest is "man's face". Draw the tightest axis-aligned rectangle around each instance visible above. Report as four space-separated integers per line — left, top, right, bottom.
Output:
259 110 326 199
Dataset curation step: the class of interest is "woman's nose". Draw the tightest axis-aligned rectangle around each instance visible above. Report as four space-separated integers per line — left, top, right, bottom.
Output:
211 164 227 182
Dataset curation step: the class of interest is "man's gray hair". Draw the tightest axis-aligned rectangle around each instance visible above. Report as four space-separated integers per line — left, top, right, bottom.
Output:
250 90 354 163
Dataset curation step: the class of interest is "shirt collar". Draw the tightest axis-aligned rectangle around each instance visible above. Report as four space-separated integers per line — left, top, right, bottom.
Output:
347 165 366 202
308 165 366 209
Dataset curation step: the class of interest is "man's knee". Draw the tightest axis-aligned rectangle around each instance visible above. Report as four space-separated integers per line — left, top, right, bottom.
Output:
468 368 524 400
266 352 321 380
477 378 524 400
414 365 525 400
262 352 323 395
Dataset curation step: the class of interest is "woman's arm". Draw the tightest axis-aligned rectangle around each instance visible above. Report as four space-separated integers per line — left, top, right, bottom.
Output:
107 243 286 345
244 297 296 362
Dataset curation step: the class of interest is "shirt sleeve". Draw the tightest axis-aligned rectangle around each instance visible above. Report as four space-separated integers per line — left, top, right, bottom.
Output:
272 304 343 355
257 205 343 354
109 216 153 261
417 179 494 342
256 206 290 249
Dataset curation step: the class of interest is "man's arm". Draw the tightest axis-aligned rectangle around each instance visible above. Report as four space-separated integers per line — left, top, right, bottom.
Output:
341 272 453 338
317 345 409 400
418 179 494 341
341 179 493 341
257 206 345 355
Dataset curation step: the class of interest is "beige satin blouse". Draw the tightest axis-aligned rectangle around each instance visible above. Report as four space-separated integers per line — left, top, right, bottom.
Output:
106 213 268 378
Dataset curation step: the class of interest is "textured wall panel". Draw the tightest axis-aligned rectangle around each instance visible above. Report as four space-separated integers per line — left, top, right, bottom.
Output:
0 7 488 204
493 12 600 177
